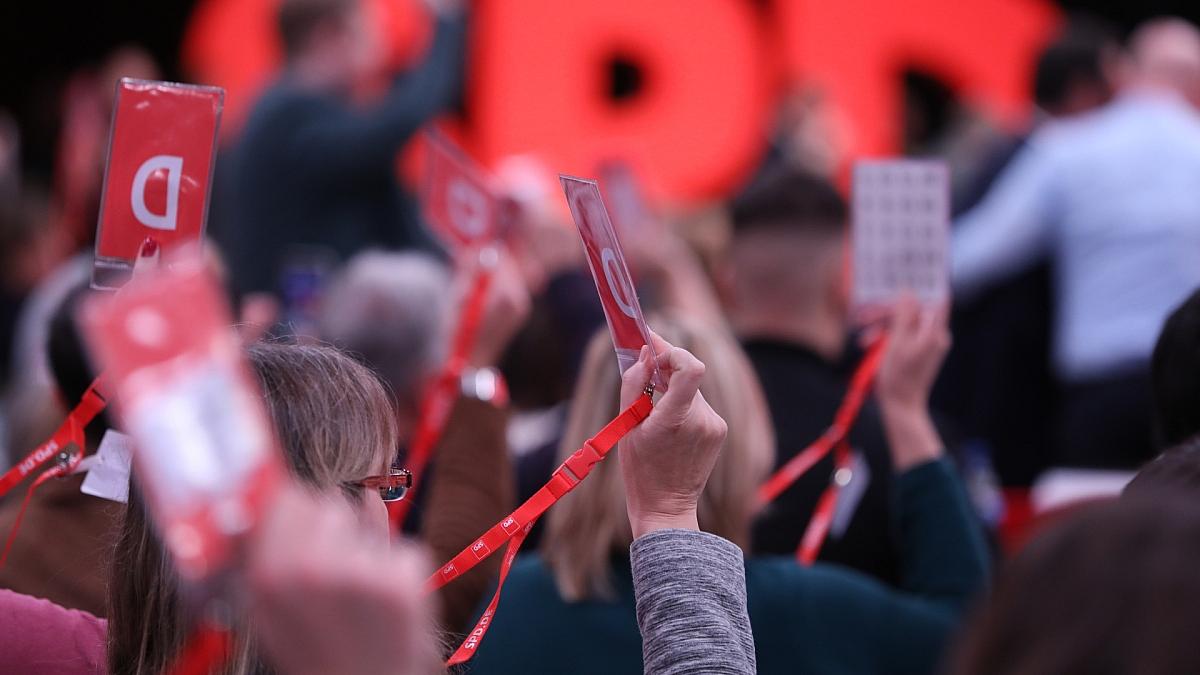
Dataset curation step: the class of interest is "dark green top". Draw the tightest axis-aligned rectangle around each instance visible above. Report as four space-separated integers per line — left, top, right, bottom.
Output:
464 459 989 674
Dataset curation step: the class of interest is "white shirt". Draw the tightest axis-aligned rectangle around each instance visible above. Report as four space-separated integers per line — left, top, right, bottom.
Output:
953 91 1200 381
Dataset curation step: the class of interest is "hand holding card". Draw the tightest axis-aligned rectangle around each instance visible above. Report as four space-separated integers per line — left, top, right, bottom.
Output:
422 132 503 250
93 79 223 289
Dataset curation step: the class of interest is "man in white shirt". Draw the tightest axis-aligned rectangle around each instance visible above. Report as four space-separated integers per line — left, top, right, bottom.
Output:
952 18 1200 470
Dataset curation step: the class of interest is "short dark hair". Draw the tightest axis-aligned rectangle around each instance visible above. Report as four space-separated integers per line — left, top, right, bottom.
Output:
277 0 357 60
1150 287 1200 448
950 496 1200 675
1033 17 1117 111
730 168 847 236
47 283 111 445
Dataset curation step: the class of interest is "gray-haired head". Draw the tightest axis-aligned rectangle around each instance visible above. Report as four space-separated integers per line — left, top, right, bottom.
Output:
317 251 452 427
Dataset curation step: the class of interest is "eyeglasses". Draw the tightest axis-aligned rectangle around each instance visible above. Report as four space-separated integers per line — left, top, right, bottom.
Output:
351 467 413 503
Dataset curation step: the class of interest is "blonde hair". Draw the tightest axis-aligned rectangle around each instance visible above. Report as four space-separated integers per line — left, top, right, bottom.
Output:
107 343 397 675
542 315 775 601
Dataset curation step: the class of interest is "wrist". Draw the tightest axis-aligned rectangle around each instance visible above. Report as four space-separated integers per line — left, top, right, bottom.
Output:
629 507 700 540
880 403 942 471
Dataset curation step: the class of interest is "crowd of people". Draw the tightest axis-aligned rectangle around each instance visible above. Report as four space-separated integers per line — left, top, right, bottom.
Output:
3 0 1200 673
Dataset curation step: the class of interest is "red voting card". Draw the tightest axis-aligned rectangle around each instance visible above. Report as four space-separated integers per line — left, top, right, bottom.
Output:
851 159 950 313
81 251 282 579
93 79 223 289
560 176 664 389
423 133 501 249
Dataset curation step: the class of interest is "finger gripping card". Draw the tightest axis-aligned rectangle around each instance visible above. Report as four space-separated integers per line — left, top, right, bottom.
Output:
559 176 663 388
422 132 501 249
93 79 224 290
852 160 949 310
81 254 282 579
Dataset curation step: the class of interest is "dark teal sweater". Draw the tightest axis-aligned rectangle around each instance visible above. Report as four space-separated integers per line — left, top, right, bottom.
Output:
464 459 989 674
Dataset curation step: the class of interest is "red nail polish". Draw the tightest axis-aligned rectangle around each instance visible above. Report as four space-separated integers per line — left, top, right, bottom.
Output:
140 237 159 257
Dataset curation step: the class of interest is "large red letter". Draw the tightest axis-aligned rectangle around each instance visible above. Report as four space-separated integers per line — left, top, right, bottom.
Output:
774 0 1060 157
470 0 772 201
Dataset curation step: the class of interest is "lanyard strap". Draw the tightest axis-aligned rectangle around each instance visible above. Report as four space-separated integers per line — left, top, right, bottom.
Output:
0 378 107 570
796 439 854 564
162 621 232 675
390 263 494 529
0 378 107 499
429 391 654 665
756 338 886 507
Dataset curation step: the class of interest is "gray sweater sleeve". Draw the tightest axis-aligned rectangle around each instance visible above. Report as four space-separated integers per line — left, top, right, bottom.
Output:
630 529 757 675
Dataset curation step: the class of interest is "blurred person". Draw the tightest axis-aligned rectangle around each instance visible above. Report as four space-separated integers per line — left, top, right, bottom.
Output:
316 248 528 633
217 0 466 302
949 496 1200 675
470 299 991 675
1148 287 1200 449
952 17 1200 471
0 281 119 617
935 17 1119 487
106 343 403 675
724 167 903 582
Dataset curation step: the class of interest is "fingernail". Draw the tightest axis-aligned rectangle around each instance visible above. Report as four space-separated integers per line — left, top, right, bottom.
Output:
139 237 159 257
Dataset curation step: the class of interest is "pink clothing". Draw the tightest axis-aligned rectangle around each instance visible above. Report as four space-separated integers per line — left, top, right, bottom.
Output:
0 588 106 674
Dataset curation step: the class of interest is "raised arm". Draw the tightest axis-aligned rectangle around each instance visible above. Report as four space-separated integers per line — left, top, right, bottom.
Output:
875 297 990 609
618 338 757 675
284 9 468 186
952 136 1059 301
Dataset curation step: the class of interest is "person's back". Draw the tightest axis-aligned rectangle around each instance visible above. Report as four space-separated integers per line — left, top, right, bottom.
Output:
726 168 901 581
1039 92 1200 378
218 0 465 298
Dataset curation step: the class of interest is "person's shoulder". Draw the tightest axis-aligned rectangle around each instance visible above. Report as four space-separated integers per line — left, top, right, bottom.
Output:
240 81 337 136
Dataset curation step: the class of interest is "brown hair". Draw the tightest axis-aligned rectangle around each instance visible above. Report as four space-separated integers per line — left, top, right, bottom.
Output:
542 315 774 601
949 496 1200 675
277 0 357 60
107 342 397 675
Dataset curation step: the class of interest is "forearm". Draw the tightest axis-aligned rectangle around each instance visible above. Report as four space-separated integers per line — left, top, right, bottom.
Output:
419 398 514 632
891 458 990 611
630 530 756 675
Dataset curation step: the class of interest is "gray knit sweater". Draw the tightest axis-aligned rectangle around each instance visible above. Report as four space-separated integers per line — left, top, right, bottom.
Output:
630 529 757 674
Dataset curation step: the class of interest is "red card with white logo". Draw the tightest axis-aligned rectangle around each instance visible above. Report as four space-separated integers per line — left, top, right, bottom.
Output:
851 159 950 314
422 133 501 249
93 79 224 289
80 250 282 579
560 176 663 389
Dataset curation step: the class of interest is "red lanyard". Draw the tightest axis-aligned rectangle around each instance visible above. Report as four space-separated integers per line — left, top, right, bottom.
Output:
755 337 887 563
0 379 107 499
0 378 107 569
162 621 232 675
428 390 654 666
389 261 494 529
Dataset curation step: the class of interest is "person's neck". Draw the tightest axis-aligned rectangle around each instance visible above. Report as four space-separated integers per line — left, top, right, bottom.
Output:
735 306 845 362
